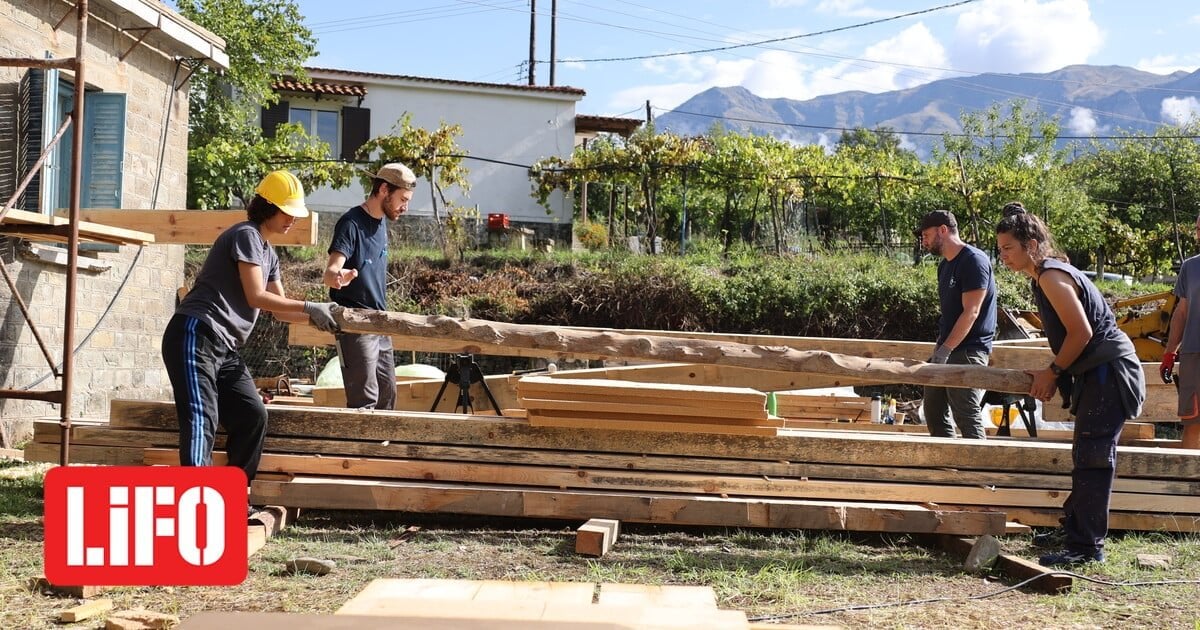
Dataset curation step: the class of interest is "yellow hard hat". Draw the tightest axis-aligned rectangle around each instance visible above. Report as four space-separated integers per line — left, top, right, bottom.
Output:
254 170 309 218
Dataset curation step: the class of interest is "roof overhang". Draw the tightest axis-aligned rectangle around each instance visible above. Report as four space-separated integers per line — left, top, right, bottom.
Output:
576 114 643 138
304 67 585 102
273 78 367 98
87 0 229 70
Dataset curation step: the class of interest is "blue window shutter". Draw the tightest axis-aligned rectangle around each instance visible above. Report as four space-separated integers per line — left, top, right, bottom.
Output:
81 92 125 208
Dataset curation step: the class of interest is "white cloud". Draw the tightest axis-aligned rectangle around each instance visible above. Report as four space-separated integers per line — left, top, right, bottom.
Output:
1135 54 1200 75
607 22 950 112
767 0 808 7
814 0 891 18
1191 14 1200 25
1067 107 1099 135
949 0 1103 73
1161 97 1200 126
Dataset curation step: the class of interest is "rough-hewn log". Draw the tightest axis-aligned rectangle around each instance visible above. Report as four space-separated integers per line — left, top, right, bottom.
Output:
332 308 1035 394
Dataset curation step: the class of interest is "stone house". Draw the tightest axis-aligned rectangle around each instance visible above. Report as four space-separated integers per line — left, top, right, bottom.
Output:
0 0 227 446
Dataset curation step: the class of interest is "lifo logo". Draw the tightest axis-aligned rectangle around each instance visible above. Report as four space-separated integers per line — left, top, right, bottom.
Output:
44 466 248 586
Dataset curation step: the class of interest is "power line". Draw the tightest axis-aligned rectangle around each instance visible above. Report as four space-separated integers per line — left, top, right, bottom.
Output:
537 0 980 64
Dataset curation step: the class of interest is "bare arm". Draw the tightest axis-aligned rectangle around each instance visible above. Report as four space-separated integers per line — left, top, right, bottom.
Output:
940 288 987 350
265 278 308 323
1027 269 1093 400
323 251 358 289
238 262 307 315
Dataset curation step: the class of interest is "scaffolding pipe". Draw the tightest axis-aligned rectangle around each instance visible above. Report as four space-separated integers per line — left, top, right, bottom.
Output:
59 0 89 466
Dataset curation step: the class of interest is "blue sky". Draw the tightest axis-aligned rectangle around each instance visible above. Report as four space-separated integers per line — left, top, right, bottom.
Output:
233 1 1200 120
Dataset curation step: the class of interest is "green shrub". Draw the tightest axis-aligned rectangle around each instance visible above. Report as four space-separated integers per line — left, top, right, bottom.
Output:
574 221 609 251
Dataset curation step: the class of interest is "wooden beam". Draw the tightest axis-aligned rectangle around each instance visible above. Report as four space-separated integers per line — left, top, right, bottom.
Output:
58 599 113 623
145 449 1200 514
288 322 1053 370
576 518 620 557
65 209 318 246
106 400 1200 479
0 208 154 245
930 536 1071 594
253 476 1007 535
328 309 1035 394
37 421 1200 496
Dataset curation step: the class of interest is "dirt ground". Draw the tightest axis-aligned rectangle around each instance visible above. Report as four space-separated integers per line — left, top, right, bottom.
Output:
3 460 1200 629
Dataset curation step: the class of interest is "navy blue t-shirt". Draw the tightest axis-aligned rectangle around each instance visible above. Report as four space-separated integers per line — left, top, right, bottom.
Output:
328 206 389 310
937 244 997 354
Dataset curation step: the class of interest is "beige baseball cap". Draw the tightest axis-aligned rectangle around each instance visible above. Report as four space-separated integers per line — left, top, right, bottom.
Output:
367 163 417 190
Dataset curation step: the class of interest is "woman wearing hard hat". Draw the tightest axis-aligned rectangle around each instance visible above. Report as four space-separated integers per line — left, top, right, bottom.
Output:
161 170 339 496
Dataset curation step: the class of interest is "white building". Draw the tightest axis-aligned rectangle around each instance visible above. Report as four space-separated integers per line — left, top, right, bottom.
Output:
264 67 586 242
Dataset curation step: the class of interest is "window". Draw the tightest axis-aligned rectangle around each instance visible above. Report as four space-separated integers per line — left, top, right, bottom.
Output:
17 68 126 214
262 99 371 162
288 107 340 150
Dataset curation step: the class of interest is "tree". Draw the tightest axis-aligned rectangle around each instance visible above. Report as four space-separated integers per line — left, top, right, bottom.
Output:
356 114 471 257
178 0 352 208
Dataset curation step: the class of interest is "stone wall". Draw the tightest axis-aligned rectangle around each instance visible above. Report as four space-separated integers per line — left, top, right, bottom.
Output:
0 0 191 446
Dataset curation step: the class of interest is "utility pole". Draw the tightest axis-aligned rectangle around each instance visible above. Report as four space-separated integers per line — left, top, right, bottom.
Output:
549 0 557 86
527 0 536 85
645 100 652 127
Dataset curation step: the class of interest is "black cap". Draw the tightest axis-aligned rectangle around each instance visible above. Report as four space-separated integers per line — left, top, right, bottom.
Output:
913 210 957 236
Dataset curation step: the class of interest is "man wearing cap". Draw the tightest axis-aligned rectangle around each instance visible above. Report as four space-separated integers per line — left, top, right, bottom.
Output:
323 163 417 409
915 209 997 439
163 170 340 490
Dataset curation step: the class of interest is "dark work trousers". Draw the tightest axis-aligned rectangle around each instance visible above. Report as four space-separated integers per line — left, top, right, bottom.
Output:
336 332 396 410
923 348 989 439
1062 363 1127 555
161 314 267 484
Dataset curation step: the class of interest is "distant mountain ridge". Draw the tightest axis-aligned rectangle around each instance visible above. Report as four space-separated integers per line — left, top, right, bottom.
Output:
655 64 1200 154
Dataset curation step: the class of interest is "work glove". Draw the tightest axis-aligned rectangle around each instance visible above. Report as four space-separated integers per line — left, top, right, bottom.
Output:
303 301 340 334
1160 351 1178 385
928 344 951 364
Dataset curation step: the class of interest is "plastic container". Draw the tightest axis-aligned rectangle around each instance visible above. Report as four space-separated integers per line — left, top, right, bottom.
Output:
870 395 882 423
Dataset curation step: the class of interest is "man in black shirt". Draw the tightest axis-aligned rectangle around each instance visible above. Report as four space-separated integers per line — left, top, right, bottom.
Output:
323 163 417 409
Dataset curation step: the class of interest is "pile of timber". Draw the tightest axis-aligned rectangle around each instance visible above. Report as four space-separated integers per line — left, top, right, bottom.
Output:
773 392 872 422
515 376 781 436
24 399 1200 536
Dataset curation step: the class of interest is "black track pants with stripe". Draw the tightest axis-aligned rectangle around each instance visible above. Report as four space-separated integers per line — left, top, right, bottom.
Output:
161 314 267 483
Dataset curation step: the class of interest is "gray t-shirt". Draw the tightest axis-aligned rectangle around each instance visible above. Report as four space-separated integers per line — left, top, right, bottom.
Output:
176 221 280 349
1177 255 1200 353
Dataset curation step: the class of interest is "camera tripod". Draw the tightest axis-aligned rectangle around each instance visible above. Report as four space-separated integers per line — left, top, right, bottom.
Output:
430 353 502 414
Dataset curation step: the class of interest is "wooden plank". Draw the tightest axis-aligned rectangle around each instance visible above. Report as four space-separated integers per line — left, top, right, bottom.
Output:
1 208 154 245
42 420 1197 497
24 441 144 466
521 398 770 422
68 209 317 246
144 449 1200 514
940 504 1200 533
332 310 1035 394
932 536 1071 594
108 400 1200 479
597 583 717 610
253 477 1006 535
517 377 768 405
575 519 620 557
58 599 113 623
527 414 780 437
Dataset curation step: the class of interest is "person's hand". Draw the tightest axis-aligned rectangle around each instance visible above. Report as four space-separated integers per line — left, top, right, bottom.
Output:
928 344 951 364
1026 368 1059 402
326 268 358 289
303 301 340 333
1160 351 1178 384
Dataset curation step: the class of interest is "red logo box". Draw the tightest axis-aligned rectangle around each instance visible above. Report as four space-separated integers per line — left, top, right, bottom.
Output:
44 466 248 586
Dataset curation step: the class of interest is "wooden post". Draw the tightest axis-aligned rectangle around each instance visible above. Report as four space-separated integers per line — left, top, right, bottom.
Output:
329 308 1035 394
576 518 620 557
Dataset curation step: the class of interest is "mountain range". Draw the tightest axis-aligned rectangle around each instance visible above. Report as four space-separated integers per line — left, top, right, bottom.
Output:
655 65 1200 155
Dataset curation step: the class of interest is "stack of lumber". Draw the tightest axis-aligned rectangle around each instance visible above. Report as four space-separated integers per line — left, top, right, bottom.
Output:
773 392 872 422
516 376 780 436
24 400 1200 536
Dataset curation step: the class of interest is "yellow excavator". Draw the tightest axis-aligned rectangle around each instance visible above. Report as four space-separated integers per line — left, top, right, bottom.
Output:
1013 290 1177 362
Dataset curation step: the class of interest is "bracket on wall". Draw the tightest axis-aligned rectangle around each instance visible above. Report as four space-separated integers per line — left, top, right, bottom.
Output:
118 26 156 62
